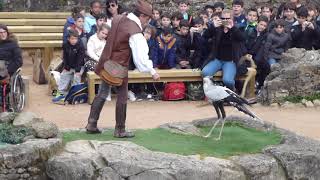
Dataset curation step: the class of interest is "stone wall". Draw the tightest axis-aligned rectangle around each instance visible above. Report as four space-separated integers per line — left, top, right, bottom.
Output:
2 0 320 13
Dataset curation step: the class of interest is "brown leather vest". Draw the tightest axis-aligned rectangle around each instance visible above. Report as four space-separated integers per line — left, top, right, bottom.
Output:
96 15 141 74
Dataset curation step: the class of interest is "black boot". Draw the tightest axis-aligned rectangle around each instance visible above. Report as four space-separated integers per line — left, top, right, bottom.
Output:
86 97 105 134
114 103 135 138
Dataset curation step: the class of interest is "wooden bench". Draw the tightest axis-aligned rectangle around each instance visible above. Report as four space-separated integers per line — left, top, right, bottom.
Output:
0 12 69 70
87 68 257 104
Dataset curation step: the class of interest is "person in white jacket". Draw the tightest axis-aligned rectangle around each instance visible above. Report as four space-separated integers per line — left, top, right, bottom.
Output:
85 23 112 101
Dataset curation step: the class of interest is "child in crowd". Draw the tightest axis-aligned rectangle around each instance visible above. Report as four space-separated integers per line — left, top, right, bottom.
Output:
199 10 209 29
156 13 172 36
153 27 177 69
84 0 102 33
178 0 193 23
306 4 318 22
175 20 192 69
63 7 86 43
53 30 85 103
171 12 184 33
213 2 225 13
264 19 291 66
190 17 208 69
283 2 297 32
204 3 214 20
66 15 87 47
87 13 106 38
260 6 274 22
245 16 269 91
85 23 110 71
244 8 259 47
150 8 162 28
291 7 320 50
232 0 246 29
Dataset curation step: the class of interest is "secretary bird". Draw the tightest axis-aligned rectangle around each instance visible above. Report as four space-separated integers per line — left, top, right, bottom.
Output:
202 76 262 140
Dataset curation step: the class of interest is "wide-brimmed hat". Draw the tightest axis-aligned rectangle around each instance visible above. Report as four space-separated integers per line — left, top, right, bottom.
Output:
135 0 153 17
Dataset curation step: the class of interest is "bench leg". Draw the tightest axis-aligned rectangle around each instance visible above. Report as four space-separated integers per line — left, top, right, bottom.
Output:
43 47 54 71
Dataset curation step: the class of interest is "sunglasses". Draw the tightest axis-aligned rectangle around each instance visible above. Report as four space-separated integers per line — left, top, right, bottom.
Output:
107 3 116 8
220 17 231 20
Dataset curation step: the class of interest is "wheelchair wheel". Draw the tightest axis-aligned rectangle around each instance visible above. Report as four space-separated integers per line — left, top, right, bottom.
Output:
9 73 25 112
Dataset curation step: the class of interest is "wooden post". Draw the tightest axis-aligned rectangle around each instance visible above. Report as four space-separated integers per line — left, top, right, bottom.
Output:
43 47 54 71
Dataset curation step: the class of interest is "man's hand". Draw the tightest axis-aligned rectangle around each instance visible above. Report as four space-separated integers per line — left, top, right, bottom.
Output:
226 20 234 29
213 19 222 28
152 73 160 81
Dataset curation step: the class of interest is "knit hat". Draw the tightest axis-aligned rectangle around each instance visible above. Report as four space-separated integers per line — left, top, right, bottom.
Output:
135 0 153 17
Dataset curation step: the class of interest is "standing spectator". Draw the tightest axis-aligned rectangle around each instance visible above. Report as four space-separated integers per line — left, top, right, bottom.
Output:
66 15 87 47
177 0 193 23
105 0 120 27
291 7 320 50
175 20 192 69
87 13 106 39
264 19 291 66
53 30 85 103
156 13 172 36
153 27 177 69
171 12 184 33
213 2 225 13
232 0 246 29
0 24 23 79
150 8 162 28
283 2 297 32
204 3 215 20
84 0 102 33
190 17 209 69
202 9 246 90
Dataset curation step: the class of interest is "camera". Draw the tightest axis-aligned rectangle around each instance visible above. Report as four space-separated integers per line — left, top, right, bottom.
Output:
222 20 229 26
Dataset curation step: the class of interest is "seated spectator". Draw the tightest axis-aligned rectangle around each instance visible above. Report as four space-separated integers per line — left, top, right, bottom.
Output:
0 24 23 80
306 4 318 21
291 7 320 50
175 20 192 69
63 7 86 44
84 0 102 33
156 13 172 36
277 0 304 19
202 9 246 90
232 0 246 30
264 19 291 66
87 13 106 39
85 23 110 72
105 0 119 27
150 8 162 28
261 6 274 22
66 15 87 47
171 12 184 33
213 2 225 13
190 18 209 69
177 0 193 23
244 8 259 48
53 30 85 103
153 27 177 69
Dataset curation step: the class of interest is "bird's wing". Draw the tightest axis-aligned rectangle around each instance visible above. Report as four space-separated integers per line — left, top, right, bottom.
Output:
205 88 229 101
224 88 249 105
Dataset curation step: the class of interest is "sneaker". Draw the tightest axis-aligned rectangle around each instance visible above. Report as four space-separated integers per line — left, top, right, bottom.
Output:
52 94 65 104
106 93 111 101
128 90 136 102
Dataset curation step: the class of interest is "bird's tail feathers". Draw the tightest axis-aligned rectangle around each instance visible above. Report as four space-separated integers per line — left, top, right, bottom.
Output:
232 103 262 122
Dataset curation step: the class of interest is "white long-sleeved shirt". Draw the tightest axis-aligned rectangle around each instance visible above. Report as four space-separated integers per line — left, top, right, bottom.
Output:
86 34 106 62
127 13 156 76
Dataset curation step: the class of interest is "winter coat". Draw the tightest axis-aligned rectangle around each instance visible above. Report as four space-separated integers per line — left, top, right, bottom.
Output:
175 33 192 63
291 21 320 50
313 16 320 50
191 32 209 68
84 14 96 33
0 35 23 75
203 26 246 68
264 30 291 60
247 30 269 64
62 40 85 72
234 14 247 30
152 36 177 68
63 17 75 44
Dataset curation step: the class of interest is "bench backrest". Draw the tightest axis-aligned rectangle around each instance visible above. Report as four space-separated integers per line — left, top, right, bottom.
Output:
0 12 69 48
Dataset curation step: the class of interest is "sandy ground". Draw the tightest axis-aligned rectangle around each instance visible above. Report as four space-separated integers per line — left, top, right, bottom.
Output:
21 52 320 141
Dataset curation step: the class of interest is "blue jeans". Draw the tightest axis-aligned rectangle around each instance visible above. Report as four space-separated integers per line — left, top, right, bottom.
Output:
268 58 278 66
201 59 236 89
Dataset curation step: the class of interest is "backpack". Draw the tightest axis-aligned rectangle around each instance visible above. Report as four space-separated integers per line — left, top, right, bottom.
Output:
186 82 205 101
64 83 88 104
163 82 186 101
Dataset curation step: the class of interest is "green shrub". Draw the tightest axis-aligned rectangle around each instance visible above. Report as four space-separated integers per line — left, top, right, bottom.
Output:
0 123 34 144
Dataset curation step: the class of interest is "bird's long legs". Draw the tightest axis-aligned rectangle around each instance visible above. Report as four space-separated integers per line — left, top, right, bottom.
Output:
204 102 223 139
215 102 226 140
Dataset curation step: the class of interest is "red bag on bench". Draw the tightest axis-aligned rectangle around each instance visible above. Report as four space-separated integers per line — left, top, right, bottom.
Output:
163 82 186 101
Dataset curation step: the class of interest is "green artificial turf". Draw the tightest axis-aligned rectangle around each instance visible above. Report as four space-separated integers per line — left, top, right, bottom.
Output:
63 123 282 158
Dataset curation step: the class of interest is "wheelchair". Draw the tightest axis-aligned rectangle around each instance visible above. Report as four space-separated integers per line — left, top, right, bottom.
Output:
0 68 25 112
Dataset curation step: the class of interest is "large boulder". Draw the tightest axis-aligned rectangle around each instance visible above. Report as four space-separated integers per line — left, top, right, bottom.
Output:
259 49 320 105
46 140 246 180
12 112 41 127
0 112 16 124
31 121 59 139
